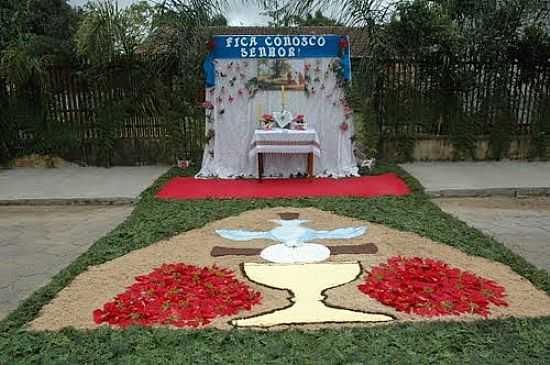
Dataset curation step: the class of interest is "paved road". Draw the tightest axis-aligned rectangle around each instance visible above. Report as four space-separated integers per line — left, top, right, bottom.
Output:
401 161 550 197
434 197 550 272
0 166 168 203
0 205 133 320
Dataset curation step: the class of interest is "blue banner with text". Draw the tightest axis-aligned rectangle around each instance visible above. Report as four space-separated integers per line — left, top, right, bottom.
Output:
203 34 351 87
211 34 344 59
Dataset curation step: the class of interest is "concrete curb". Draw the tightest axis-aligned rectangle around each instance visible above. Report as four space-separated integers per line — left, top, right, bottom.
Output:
427 187 550 198
0 198 136 206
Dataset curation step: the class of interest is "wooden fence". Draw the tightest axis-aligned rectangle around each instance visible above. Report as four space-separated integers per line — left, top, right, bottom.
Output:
377 61 550 137
2 63 205 165
2 59 550 165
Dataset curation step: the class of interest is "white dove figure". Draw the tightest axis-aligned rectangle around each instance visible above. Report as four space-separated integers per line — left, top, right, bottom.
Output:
216 219 367 264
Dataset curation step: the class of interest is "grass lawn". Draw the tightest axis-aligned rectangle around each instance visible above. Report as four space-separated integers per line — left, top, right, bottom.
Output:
1 164 549 364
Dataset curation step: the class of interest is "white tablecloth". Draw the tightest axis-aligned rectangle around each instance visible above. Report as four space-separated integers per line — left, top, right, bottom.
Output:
249 129 321 158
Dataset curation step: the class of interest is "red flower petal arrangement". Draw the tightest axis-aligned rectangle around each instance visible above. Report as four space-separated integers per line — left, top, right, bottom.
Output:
93 263 262 328
358 256 508 317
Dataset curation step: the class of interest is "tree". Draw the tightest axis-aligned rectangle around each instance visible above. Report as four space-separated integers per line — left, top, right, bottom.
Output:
25 0 79 43
75 0 154 64
278 0 398 26
149 0 233 160
0 1 23 53
0 0 80 165
1 0 79 86
210 14 228 26
0 36 48 88
258 0 287 27
385 0 462 58
0 0 78 57
153 0 229 26
259 0 340 26
294 10 341 26
431 0 549 30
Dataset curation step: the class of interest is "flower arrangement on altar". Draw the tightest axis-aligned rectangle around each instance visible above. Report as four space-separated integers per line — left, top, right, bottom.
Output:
260 113 274 130
292 114 306 130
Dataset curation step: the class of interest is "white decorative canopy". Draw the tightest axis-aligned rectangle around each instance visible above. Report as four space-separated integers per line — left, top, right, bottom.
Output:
198 35 358 178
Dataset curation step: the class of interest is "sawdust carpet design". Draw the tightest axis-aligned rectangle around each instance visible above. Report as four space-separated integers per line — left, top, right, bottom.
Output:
31 208 550 331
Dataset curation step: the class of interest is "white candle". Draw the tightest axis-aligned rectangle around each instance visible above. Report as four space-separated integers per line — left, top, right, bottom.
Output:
256 101 264 121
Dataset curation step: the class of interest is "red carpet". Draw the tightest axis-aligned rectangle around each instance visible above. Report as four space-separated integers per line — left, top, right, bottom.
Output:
155 173 410 200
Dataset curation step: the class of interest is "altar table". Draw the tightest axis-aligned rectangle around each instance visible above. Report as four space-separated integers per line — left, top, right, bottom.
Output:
250 129 321 180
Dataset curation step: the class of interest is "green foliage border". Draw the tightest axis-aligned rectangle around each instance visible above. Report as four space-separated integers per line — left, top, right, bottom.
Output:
1 164 550 363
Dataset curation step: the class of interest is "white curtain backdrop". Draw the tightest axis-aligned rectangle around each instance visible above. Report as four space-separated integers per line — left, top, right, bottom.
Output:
197 58 359 178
